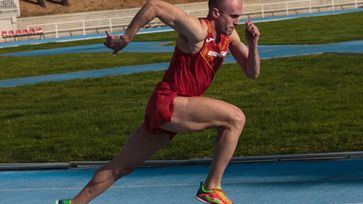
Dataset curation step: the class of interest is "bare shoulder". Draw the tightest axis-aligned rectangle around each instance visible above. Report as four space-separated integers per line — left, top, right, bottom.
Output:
198 19 209 40
154 0 207 43
180 17 208 43
177 19 207 42
176 20 208 53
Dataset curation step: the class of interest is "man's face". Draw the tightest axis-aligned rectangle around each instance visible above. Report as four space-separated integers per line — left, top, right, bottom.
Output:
215 0 243 35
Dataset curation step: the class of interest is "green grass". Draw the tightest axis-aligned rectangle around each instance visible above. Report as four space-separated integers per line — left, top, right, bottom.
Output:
0 11 362 54
0 52 172 80
253 11 363 44
0 53 362 162
0 39 104 54
0 11 362 162
1 11 362 80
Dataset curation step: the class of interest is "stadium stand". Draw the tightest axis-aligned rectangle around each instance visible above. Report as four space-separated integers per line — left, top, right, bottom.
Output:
1 27 44 41
15 2 209 39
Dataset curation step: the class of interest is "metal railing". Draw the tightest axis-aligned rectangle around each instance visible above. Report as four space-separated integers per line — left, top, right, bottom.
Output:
27 16 134 38
22 0 363 39
235 0 363 18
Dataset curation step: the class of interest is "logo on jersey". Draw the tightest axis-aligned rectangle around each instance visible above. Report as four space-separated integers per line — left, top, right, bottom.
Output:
208 51 227 57
206 38 215 43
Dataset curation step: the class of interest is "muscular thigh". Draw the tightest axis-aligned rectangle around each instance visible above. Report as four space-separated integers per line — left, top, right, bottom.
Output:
161 96 241 133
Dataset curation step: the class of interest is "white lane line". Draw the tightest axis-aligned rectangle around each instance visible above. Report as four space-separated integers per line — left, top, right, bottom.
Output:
2 176 363 192
0 183 196 192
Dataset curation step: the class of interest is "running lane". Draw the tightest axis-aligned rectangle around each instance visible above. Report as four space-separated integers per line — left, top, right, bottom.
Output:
2 40 363 57
0 158 362 204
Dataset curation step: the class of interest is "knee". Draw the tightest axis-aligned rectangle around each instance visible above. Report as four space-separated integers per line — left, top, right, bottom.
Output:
113 165 134 179
99 164 135 180
228 107 246 130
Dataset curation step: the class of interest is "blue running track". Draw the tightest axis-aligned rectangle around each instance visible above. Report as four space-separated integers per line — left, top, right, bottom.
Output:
1 158 363 204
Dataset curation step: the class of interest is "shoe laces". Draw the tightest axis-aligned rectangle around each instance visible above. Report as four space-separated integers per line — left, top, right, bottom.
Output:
213 188 233 204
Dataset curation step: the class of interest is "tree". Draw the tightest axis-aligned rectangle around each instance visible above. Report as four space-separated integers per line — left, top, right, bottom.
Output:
38 0 46 7
61 0 70 6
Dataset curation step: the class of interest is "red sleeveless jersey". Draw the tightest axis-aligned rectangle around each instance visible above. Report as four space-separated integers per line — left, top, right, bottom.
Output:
144 18 230 135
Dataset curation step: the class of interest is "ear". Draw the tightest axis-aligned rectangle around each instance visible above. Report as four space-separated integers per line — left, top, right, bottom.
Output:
211 7 220 19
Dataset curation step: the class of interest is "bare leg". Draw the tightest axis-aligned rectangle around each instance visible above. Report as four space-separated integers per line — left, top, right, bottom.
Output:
72 125 170 204
162 96 245 189
204 126 243 189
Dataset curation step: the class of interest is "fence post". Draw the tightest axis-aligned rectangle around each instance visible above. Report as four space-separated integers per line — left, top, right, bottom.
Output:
331 0 335 10
261 4 265 18
286 1 289 16
309 0 312 13
82 20 86 35
55 24 59 38
109 18 113 32
355 0 358 8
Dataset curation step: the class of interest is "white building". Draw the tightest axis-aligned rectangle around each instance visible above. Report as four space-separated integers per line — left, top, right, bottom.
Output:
0 0 20 41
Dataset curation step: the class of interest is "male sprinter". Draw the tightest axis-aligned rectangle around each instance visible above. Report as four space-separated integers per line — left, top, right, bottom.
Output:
57 0 260 203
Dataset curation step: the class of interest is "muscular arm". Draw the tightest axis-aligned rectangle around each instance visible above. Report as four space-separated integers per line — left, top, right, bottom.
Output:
105 0 206 54
125 0 205 42
229 21 260 79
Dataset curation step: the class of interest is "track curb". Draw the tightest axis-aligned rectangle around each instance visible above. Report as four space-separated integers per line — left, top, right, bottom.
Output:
1 151 363 171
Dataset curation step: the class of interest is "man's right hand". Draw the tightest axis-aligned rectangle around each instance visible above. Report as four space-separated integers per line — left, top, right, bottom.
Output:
245 20 260 46
104 31 129 56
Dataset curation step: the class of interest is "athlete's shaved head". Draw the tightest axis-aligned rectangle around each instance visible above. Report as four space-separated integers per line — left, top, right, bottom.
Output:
208 0 243 35
209 0 242 10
